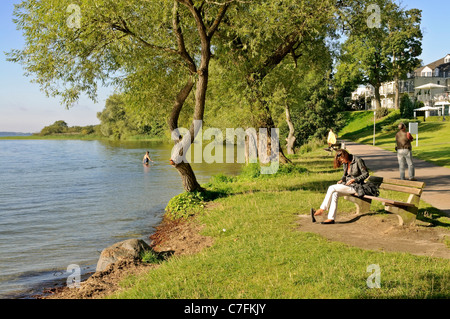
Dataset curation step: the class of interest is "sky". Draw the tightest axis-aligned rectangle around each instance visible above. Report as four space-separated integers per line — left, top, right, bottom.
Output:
1 0 450 133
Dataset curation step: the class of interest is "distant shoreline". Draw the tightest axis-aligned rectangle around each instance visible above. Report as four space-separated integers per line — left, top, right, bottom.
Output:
0 132 33 137
0 134 167 142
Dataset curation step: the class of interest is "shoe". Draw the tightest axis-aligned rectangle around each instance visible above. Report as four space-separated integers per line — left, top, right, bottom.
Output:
310 208 316 223
409 178 417 181
321 220 335 225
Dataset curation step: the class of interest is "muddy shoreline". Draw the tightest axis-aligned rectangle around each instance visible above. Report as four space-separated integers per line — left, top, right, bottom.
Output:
22 209 450 299
34 216 213 299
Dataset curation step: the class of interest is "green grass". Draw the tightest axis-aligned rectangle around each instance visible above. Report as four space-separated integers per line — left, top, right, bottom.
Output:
339 110 450 168
107 150 450 299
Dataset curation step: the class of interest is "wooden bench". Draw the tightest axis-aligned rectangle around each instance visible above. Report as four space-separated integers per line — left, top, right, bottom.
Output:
343 176 426 226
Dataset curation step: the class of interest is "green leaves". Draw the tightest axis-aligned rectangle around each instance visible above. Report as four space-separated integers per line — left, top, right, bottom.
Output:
334 0 422 109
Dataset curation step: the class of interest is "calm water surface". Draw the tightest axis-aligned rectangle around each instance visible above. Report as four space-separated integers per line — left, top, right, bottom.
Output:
0 139 242 298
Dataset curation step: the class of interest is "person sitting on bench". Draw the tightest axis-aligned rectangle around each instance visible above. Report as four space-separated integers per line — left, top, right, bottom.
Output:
311 149 369 224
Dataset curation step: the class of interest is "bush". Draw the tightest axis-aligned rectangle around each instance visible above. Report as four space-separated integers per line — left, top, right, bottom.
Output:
165 188 229 220
381 118 421 133
400 94 415 118
165 191 206 220
140 250 165 264
296 137 325 154
375 107 389 119
237 162 307 180
209 173 236 184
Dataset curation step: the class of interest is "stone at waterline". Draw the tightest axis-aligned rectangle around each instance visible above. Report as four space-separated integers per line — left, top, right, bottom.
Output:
96 239 151 272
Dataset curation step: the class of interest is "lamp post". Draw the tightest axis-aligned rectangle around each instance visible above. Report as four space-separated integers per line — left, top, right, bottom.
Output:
373 111 376 146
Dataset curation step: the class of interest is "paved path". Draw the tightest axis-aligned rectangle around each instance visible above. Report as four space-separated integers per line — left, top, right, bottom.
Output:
344 140 450 217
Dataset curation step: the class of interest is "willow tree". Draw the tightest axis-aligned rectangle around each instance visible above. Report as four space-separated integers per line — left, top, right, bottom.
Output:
8 0 231 192
212 0 341 161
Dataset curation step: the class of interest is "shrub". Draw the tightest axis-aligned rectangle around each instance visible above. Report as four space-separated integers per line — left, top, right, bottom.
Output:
140 250 165 264
165 191 206 220
375 107 389 119
381 118 421 133
164 188 228 220
400 94 415 118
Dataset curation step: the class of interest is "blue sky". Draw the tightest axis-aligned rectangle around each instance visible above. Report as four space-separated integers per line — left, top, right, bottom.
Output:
1 0 450 132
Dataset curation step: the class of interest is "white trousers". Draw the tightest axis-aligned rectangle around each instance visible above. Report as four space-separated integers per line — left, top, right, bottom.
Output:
320 184 357 220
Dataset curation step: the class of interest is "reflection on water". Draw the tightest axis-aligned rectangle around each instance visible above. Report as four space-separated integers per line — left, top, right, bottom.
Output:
0 139 243 298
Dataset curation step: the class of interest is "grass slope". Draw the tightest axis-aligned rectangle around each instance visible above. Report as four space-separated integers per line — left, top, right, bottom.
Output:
108 152 450 299
339 110 450 168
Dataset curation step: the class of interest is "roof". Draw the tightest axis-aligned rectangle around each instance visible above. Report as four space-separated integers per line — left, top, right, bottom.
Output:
415 54 450 73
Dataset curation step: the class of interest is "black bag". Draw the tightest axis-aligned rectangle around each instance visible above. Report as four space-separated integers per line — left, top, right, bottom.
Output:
354 181 380 198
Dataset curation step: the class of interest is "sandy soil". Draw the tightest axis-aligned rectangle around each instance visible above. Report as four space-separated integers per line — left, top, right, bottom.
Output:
40 210 449 299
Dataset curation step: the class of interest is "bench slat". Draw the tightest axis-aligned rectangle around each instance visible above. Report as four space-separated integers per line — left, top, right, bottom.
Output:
368 176 425 189
363 195 416 207
378 183 423 196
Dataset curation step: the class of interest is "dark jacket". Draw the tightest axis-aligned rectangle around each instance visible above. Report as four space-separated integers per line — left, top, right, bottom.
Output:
396 130 413 150
340 155 369 185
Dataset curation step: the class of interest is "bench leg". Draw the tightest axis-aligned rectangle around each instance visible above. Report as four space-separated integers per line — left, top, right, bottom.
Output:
343 196 371 215
385 205 417 226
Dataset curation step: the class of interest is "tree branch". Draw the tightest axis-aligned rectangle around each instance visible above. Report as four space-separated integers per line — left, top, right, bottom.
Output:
172 1 197 74
207 3 229 38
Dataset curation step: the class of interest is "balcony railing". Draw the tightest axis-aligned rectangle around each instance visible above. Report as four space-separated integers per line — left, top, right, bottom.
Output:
416 92 450 103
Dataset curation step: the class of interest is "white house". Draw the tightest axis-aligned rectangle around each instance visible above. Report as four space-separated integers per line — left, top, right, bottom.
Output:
352 54 450 115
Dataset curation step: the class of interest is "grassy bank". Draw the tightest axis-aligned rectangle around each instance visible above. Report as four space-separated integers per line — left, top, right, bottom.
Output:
106 151 449 299
339 110 450 168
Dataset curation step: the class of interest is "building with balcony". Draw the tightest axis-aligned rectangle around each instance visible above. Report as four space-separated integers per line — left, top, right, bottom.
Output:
352 54 450 116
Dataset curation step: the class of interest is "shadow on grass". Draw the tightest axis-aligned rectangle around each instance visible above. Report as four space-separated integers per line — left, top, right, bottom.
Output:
417 207 450 228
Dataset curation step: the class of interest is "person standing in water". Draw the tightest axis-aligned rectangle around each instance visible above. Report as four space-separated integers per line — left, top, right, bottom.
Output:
143 151 153 165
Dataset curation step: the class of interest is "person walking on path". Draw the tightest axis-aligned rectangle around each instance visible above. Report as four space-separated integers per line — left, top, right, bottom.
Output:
312 149 369 224
325 128 337 151
395 123 415 181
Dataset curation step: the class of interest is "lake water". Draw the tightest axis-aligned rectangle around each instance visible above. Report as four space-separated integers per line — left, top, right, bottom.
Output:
0 139 243 298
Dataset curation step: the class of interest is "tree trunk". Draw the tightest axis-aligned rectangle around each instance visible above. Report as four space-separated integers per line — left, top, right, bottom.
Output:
168 78 204 192
285 103 296 155
172 160 203 192
394 75 400 110
374 84 382 109
168 1 228 192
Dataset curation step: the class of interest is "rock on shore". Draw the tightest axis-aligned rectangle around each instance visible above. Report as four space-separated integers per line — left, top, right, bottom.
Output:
96 239 151 272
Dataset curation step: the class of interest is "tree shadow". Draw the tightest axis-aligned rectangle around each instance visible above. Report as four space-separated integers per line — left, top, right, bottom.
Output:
417 207 450 228
335 211 388 224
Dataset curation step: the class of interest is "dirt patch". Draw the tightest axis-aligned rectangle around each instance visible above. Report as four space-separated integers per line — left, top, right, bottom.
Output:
298 212 450 259
40 217 213 299
150 217 214 256
41 259 155 299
